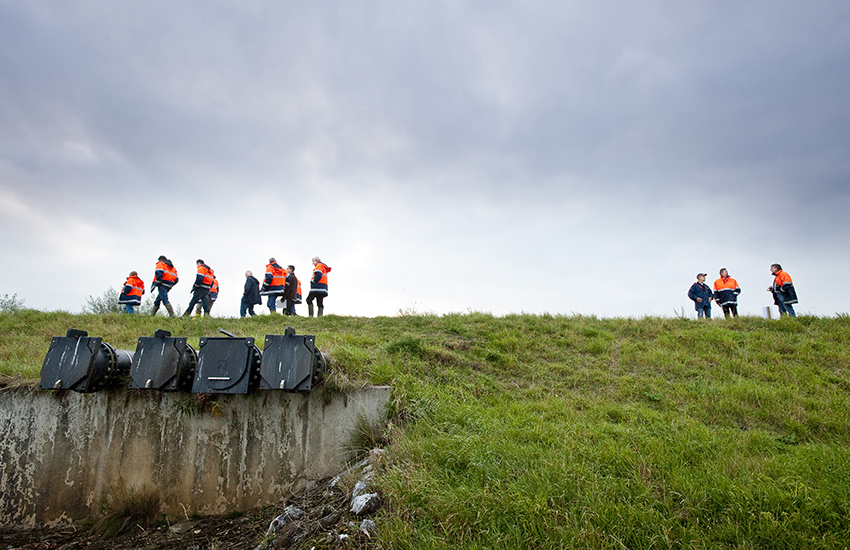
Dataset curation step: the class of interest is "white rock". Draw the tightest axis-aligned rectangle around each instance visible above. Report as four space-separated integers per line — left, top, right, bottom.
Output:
350 493 381 516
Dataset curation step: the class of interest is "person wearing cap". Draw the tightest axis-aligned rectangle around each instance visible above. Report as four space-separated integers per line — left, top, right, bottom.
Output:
713 268 741 318
768 263 798 317
688 273 714 319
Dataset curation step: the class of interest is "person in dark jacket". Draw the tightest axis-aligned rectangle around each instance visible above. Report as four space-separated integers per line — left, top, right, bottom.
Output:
688 273 714 319
241 270 262 317
768 263 798 317
282 265 298 316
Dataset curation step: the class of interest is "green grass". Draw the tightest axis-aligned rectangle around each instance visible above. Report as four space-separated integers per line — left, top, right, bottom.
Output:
2 310 850 548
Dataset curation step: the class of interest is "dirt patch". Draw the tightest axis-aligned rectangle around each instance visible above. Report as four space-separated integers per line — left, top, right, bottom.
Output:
0 474 381 550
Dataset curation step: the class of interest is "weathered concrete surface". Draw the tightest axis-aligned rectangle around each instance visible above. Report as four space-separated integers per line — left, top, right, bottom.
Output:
0 386 390 526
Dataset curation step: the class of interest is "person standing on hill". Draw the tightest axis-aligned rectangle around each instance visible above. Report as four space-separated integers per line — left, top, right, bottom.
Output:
119 271 145 314
714 268 741 318
241 270 261 317
183 259 214 317
768 263 798 317
151 255 178 317
262 258 287 314
688 273 714 319
307 256 331 317
282 265 299 316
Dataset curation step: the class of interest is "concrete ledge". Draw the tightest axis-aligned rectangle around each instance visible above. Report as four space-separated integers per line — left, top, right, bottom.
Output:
0 385 391 525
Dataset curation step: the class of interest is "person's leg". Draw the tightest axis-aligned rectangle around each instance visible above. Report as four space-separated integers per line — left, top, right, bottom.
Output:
730 304 738 318
122 304 134 314
306 293 315 317
697 308 705 319
317 295 324 317
722 305 730 319
705 305 712 319
202 295 211 315
775 294 796 317
267 294 277 313
240 298 248 318
183 290 207 316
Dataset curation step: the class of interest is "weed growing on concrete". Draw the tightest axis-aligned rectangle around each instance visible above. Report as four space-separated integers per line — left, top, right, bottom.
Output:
93 479 161 537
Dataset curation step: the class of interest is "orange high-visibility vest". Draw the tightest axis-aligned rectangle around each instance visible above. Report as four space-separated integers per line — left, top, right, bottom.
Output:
198 264 214 288
155 260 178 285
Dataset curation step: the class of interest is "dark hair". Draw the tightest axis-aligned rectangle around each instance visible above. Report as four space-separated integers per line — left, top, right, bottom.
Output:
158 255 167 261
196 259 204 264
287 265 295 271
771 263 782 270
269 257 276 263
719 267 727 275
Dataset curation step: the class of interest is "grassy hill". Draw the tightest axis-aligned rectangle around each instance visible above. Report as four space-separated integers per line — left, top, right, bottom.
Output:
2 310 850 548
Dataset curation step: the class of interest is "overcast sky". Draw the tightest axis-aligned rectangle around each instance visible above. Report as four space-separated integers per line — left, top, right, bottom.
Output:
1 1 849 318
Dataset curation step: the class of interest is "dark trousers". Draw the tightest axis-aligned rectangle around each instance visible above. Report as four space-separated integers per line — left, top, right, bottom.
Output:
721 304 738 318
306 293 325 308
153 285 171 306
184 288 210 316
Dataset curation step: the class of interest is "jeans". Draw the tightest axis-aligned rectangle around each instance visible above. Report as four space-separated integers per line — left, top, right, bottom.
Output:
697 305 711 319
775 294 797 317
267 294 280 311
240 297 257 317
154 285 171 306
122 304 136 314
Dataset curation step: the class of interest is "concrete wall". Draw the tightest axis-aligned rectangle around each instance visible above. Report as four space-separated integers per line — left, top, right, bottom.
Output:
0 385 390 526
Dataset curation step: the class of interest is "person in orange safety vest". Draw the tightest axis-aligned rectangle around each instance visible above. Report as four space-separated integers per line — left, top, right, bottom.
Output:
182 259 214 317
306 256 331 317
261 257 287 313
151 255 178 317
768 263 798 317
713 268 741 318
118 271 145 314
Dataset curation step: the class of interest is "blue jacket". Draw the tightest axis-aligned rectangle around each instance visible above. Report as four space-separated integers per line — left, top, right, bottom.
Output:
687 282 714 311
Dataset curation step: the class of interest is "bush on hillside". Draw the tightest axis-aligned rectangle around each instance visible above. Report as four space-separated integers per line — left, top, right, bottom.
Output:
0 293 25 312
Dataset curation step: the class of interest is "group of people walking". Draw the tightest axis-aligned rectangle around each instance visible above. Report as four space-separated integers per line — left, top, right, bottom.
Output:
117 255 331 318
687 264 798 319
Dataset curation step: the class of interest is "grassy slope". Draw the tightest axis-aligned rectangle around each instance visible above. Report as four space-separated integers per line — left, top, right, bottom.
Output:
2 311 850 548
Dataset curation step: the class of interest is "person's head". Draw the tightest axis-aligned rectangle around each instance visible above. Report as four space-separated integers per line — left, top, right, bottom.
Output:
196 259 204 266
312 256 321 265
245 270 252 277
269 257 276 264
696 273 706 283
770 263 782 274
719 268 728 278
129 271 138 277
158 255 167 262
287 265 295 273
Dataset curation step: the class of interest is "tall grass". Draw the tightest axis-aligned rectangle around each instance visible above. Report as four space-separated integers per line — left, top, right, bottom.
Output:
2 310 850 547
